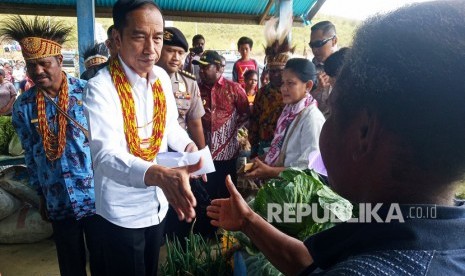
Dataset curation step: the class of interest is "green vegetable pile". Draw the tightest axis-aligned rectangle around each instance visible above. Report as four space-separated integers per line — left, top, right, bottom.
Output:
160 168 353 275
253 168 352 240
160 232 233 276
0 116 16 154
235 168 353 275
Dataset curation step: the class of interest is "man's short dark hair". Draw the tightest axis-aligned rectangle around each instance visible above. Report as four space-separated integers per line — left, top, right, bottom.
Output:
192 34 205 44
324 47 349 77
106 25 114 39
311 21 336 36
112 0 163 31
237 36 253 50
334 1 465 182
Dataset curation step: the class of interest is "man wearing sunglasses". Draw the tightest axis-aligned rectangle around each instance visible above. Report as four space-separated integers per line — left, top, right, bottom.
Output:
309 21 338 118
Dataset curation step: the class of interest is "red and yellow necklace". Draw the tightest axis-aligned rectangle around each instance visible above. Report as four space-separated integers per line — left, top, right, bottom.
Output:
36 72 68 161
109 57 166 161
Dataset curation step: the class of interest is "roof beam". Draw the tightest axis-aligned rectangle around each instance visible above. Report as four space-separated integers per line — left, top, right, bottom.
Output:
0 3 77 17
305 0 326 21
259 0 274 25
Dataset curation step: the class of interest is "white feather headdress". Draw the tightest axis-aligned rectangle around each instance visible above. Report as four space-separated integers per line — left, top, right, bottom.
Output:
264 16 294 66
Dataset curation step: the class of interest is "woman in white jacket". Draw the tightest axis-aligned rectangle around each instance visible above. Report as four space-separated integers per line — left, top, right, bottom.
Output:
246 58 325 180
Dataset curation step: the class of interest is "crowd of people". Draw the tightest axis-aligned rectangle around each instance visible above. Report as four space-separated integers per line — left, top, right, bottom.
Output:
0 59 31 116
0 0 464 275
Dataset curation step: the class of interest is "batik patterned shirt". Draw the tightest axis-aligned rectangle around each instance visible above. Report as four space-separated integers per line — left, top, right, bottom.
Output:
12 74 95 221
248 83 285 157
199 76 249 160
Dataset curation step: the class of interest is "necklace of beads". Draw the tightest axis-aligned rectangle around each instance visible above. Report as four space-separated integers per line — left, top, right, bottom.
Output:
109 57 166 161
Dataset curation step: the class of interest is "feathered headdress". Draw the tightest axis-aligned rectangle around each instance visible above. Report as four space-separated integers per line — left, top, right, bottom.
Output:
0 15 71 60
82 42 109 69
264 16 295 67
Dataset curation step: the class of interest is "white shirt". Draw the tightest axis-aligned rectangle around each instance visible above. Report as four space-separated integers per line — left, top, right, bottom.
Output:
84 57 192 228
282 104 325 168
12 67 25 82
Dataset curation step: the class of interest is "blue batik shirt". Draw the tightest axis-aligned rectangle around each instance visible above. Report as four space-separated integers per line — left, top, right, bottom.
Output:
12 73 96 221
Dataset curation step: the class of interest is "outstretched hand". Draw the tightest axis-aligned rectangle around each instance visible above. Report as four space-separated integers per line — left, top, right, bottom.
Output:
148 157 203 223
207 175 254 231
245 158 273 179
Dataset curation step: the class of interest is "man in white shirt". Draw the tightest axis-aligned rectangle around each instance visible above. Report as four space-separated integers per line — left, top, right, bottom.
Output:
12 62 25 91
84 0 201 275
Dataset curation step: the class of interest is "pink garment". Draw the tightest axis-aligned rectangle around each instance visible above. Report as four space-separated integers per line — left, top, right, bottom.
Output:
307 150 327 176
265 93 316 165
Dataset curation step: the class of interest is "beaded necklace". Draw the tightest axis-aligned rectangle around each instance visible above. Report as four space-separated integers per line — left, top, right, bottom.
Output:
36 72 68 161
109 57 166 161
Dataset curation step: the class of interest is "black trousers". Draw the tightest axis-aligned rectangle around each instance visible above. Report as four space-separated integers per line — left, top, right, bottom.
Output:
98 215 166 276
204 158 238 199
51 215 105 276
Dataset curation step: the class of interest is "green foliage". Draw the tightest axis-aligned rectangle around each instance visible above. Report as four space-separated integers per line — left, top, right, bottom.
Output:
160 232 233 276
172 14 359 60
456 182 465 199
253 168 352 240
0 116 16 154
230 169 353 275
245 253 283 276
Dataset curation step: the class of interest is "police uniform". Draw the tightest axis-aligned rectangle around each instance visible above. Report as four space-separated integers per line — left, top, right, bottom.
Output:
163 27 214 241
171 69 205 129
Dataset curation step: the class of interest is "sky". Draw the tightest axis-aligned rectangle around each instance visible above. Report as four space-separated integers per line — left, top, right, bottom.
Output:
319 0 435 20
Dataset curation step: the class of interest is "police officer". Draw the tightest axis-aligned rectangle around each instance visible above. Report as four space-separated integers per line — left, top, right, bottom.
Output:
157 27 215 241
157 27 206 149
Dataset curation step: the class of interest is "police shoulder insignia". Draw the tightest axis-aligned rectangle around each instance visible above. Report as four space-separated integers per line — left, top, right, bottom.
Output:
179 69 196 80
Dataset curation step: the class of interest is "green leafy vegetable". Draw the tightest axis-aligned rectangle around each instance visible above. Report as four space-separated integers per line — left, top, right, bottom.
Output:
0 116 16 154
253 168 352 240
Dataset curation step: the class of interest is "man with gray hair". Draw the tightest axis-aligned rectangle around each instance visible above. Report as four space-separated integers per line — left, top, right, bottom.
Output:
84 0 202 274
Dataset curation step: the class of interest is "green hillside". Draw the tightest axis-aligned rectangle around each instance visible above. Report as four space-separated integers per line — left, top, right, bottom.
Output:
0 14 360 61
171 13 359 60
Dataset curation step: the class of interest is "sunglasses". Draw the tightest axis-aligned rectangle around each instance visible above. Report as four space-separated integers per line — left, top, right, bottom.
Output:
309 36 335 48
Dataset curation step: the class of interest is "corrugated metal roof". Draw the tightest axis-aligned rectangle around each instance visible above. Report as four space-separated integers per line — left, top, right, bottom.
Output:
0 0 321 24
155 0 268 15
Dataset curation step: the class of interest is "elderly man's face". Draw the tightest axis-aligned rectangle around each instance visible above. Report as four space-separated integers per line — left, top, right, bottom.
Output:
26 55 63 92
114 6 164 78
